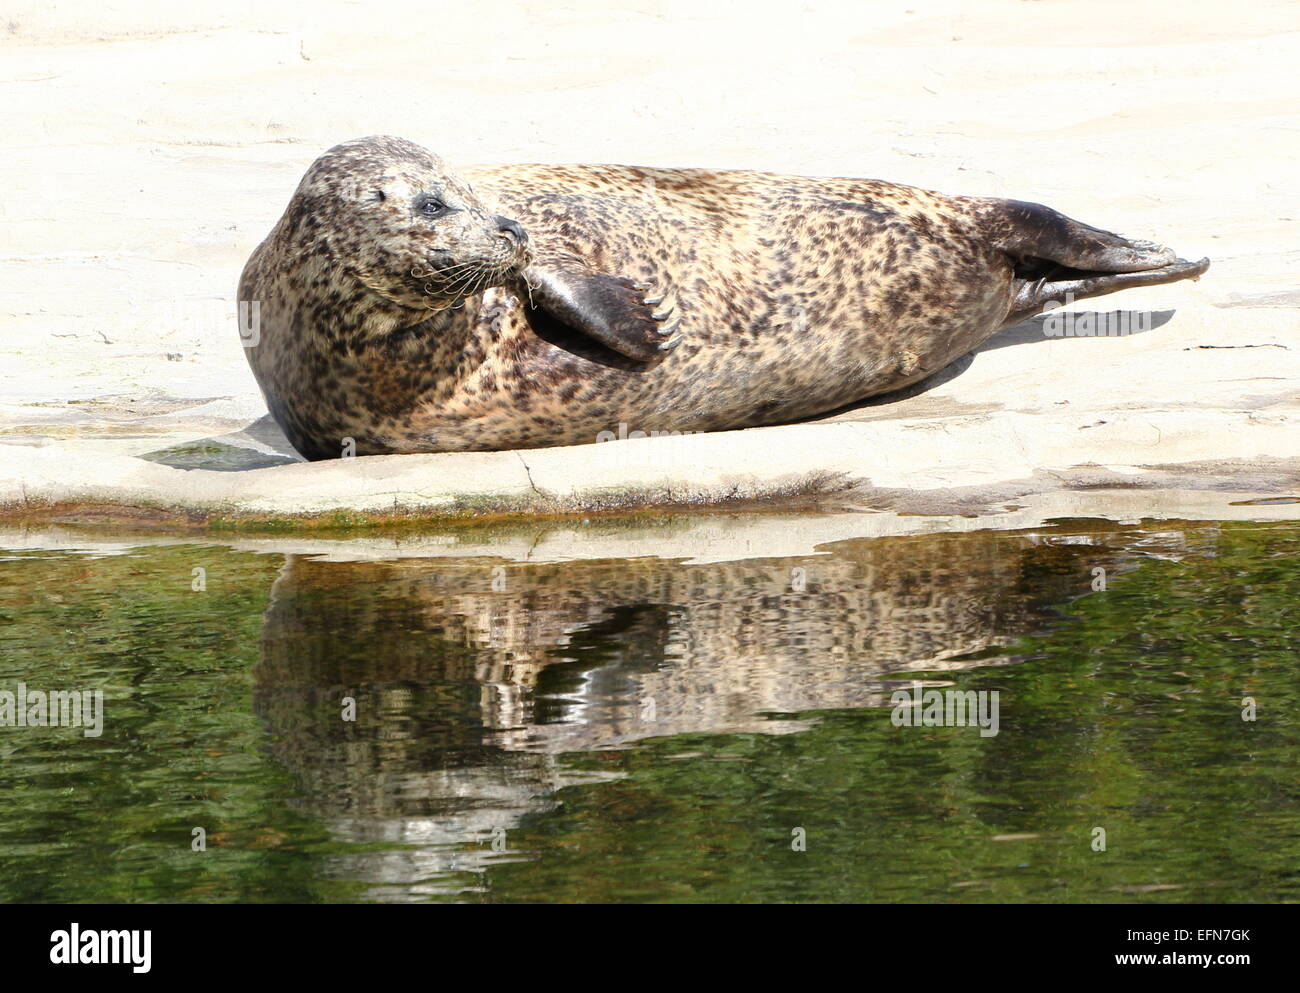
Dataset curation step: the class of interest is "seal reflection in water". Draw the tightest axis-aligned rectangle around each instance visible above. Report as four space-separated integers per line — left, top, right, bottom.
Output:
239 135 1210 460
248 526 1191 894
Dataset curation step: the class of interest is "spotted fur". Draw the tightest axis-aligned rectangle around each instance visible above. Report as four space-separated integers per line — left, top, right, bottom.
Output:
239 136 1208 459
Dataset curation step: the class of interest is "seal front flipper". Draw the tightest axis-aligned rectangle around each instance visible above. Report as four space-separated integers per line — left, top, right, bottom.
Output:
522 264 682 361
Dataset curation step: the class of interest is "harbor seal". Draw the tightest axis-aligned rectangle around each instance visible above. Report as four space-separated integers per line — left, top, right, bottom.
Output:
239 135 1209 459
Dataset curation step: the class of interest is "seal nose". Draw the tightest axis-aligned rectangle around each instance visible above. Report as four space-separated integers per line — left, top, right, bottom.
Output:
495 215 527 245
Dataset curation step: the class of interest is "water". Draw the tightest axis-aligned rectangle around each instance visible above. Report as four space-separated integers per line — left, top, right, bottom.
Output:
0 518 1296 903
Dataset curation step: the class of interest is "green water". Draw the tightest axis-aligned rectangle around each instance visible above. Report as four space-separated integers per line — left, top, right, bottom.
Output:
0 519 1296 903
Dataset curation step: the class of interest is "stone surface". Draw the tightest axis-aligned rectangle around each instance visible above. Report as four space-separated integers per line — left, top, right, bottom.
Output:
2 0 1297 525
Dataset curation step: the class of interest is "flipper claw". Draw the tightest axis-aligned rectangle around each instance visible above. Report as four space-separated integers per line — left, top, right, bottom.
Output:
657 332 684 352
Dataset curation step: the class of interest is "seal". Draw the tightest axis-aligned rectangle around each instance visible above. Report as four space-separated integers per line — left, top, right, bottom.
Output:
239 135 1210 459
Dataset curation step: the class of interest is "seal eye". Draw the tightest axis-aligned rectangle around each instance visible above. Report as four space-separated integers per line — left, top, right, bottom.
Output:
369 189 387 203
415 194 453 219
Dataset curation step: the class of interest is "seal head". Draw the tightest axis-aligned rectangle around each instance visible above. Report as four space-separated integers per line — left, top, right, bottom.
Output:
282 135 529 317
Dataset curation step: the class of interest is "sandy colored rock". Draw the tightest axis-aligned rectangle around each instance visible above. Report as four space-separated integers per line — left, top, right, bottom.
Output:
1 0 1297 526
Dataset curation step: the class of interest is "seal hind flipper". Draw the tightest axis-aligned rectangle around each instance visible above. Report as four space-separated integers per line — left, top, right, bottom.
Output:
981 198 1183 272
980 198 1210 327
1004 256 1211 328
522 264 681 361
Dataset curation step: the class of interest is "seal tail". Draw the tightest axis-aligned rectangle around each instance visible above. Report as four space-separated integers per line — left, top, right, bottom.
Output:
974 198 1210 328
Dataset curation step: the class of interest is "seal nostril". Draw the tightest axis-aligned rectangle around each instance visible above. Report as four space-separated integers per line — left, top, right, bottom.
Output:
495 215 527 244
